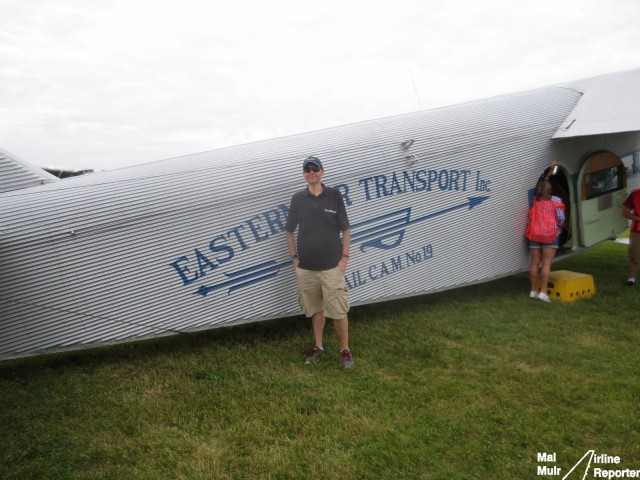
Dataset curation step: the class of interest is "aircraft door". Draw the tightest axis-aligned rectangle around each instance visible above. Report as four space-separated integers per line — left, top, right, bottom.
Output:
549 169 572 248
577 151 628 247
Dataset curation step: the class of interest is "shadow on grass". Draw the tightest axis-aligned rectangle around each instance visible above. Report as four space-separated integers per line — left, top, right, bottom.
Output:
0 314 310 375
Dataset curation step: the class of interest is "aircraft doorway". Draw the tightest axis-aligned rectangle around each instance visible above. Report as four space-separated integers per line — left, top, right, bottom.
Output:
576 151 628 247
548 168 572 250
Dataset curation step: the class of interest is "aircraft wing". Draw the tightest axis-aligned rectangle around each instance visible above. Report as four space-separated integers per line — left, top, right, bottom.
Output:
0 147 59 194
553 68 640 139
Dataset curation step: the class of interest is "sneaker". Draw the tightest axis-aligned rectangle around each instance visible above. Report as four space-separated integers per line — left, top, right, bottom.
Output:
529 291 538 299
340 349 355 369
628 280 636 287
538 292 551 303
304 346 325 365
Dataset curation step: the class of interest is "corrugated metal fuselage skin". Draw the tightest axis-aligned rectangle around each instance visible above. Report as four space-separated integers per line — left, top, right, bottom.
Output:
1 79 639 360
0 147 58 193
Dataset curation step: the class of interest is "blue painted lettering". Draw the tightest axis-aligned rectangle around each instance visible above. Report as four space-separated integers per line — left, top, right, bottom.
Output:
427 170 438 191
359 176 375 201
359 169 473 201
389 172 403 196
195 248 218 277
368 264 378 280
209 235 234 264
460 170 471 190
391 255 402 272
379 261 390 278
438 169 449 190
263 207 286 236
170 256 199 286
402 171 415 192
406 249 420 265
172 202 298 285
334 184 353 207
278 203 289 218
475 171 492 191
344 275 353 290
246 214 269 243
345 270 367 290
415 170 428 191
374 175 389 198
226 225 249 251
347 244 434 291
449 170 460 189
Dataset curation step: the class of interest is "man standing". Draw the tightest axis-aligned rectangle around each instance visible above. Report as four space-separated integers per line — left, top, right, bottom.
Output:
285 156 355 368
622 188 640 286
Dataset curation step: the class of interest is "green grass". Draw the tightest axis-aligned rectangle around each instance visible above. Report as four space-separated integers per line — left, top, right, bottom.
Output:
1 240 639 479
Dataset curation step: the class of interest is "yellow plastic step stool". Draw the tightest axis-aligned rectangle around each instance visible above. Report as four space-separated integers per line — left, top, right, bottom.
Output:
541 270 596 303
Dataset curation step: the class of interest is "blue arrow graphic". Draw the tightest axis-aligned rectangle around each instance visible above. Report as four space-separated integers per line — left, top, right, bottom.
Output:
351 195 490 252
195 258 292 297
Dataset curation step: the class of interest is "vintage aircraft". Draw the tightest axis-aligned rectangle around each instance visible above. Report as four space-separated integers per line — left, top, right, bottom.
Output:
1 68 640 361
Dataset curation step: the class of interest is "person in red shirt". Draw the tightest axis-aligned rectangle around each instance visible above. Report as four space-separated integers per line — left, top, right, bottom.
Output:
622 188 640 286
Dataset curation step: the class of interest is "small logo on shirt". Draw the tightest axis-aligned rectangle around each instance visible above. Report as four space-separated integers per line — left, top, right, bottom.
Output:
324 209 337 214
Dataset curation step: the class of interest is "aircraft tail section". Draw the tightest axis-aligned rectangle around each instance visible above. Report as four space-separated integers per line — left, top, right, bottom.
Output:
0 147 59 194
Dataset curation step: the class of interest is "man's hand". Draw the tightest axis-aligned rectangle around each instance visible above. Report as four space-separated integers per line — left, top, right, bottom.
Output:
338 256 348 273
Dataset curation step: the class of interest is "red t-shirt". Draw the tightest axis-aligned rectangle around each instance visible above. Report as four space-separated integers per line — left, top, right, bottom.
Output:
623 189 640 232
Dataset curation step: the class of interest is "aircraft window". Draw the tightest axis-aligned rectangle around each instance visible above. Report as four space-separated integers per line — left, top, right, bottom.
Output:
621 150 640 179
583 165 624 199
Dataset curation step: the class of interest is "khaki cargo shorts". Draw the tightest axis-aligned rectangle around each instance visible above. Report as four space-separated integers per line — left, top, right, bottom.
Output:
295 266 350 319
629 231 640 265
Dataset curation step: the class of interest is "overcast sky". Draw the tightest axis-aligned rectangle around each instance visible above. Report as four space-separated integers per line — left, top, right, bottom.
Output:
1 0 639 171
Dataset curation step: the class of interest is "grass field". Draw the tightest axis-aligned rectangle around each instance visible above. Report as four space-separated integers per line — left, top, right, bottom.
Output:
1 240 639 479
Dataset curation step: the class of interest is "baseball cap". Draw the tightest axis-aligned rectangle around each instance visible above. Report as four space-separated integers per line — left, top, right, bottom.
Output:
303 155 323 170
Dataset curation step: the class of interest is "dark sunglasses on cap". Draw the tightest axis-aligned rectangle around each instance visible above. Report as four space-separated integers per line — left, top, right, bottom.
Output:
303 164 321 173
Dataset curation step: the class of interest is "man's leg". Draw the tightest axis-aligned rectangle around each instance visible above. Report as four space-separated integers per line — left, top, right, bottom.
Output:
321 267 350 351
304 310 326 365
322 267 354 367
311 312 326 349
332 317 349 351
333 317 354 368
297 268 327 364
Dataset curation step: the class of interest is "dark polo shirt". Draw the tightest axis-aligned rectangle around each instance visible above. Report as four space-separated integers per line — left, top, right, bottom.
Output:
285 184 350 271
